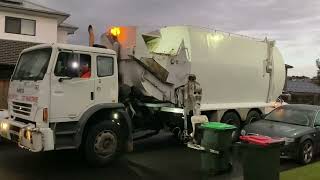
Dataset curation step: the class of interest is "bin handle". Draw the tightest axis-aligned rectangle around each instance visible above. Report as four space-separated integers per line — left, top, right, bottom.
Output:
187 143 220 155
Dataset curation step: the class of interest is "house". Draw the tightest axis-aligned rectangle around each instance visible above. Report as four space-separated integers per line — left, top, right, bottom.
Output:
0 0 78 108
284 64 294 91
282 63 320 105
286 77 320 105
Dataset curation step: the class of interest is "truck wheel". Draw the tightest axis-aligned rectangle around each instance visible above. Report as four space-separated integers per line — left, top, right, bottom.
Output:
84 120 123 167
246 110 262 124
298 140 314 165
221 112 241 142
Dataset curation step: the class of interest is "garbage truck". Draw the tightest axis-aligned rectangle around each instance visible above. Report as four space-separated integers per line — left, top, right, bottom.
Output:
0 25 285 166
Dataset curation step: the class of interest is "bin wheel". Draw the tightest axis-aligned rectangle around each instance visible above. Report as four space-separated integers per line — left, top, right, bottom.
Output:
221 112 241 142
84 120 124 167
298 140 313 165
246 110 262 124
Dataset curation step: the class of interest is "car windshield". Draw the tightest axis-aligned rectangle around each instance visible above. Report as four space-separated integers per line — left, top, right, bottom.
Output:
265 106 316 126
12 48 52 81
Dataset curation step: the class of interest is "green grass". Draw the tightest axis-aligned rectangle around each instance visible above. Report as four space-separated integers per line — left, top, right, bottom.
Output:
281 161 320 180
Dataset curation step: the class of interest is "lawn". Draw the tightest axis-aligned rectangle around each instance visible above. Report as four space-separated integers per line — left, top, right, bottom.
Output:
281 161 320 180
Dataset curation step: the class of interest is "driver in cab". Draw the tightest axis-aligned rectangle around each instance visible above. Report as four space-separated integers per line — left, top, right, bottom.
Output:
80 63 91 78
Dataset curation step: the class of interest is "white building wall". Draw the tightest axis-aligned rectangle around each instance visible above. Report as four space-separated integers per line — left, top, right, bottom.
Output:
57 28 68 43
0 11 58 43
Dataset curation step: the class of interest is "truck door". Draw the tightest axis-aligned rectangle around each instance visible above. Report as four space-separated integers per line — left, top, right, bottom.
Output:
50 51 95 120
94 55 118 104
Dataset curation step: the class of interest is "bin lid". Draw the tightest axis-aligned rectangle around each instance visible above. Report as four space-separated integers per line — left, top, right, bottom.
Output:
201 122 236 130
240 135 283 146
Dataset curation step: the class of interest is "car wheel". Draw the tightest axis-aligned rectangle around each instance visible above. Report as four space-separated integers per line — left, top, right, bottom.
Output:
221 112 241 142
298 140 314 165
84 120 123 167
246 110 261 124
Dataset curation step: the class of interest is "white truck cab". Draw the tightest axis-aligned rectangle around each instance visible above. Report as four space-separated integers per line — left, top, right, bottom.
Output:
0 44 132 165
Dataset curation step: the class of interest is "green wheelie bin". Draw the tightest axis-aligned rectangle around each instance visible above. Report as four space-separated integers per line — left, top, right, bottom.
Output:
200 122 237 175
240 135 284 180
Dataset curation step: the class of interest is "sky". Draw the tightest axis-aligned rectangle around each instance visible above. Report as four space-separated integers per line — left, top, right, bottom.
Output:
31 0 320 77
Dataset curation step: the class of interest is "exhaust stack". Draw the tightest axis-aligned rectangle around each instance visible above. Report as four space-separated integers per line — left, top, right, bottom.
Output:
88 25 95 47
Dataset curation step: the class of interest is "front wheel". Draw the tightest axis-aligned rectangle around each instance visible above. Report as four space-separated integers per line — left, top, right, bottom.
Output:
298 140 314 165
84 120 123 167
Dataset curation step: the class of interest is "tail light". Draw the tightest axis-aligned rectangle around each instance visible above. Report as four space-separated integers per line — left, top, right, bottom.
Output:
43 108 48 123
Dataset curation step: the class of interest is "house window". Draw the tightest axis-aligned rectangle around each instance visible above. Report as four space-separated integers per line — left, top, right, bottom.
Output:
5 17 36 36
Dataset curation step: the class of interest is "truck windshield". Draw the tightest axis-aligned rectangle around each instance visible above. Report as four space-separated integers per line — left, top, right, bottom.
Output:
12 48 52 81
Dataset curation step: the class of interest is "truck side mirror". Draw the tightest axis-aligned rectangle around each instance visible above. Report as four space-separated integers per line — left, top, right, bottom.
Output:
58 67 78 82
58 77 73 82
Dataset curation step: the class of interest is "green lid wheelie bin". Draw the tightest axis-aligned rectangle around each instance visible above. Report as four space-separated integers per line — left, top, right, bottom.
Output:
240 135 284 180
200 122 236 175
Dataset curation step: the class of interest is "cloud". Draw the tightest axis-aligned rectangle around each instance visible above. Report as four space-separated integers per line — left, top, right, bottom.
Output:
280 16 320 25
30 0 320 77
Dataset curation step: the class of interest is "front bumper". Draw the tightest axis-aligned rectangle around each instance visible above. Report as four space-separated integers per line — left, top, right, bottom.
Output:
280 142 299 159
0 119 54 152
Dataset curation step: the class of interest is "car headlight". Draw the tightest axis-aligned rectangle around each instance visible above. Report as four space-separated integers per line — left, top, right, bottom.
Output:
284 137 295 145
241 129 246 136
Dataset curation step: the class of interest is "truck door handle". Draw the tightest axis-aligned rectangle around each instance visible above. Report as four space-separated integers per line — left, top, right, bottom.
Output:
91 92 94 100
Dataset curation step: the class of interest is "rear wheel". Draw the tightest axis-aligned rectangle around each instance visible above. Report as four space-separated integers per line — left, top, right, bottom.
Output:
298 140 314 165
221 112 241 142
84 120 123 167
246 110 262 124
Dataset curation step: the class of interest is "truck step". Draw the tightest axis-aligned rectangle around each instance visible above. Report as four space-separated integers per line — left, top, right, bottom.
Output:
55 130 77 135
133 130 159 141
55 146 77 150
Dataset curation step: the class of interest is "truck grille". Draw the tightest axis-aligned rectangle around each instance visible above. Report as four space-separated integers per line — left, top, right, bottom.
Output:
12 101 32 117
9 124 21 143
11 134 19 143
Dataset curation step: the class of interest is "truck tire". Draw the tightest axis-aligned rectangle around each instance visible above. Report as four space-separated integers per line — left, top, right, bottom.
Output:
246 110 262 124
84 120 123 167
221 112 241 142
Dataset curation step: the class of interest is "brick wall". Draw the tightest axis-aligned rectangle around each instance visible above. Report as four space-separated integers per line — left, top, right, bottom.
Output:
0 39 39 65
0 80 9 109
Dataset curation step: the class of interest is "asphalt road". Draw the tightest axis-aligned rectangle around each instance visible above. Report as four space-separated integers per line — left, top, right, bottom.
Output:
0 133 305 180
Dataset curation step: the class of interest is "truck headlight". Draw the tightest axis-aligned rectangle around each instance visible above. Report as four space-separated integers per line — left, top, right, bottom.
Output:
284 137 295 145
24 130 32 141
0 122 9 131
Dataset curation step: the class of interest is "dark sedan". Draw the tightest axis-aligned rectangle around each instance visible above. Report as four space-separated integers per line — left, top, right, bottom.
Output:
242 104 320 164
